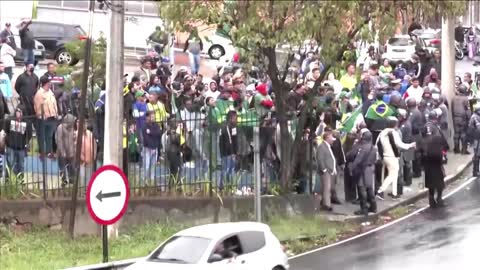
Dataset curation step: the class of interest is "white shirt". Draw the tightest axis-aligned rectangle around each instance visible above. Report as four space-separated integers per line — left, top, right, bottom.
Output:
405 85 424 104
0 43 16 68
376 128 413 158
204 90 220 100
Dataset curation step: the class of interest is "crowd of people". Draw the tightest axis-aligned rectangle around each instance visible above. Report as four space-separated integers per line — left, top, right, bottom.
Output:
1 18 480 216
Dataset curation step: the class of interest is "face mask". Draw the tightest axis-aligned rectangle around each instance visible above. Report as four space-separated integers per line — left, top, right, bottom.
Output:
29 67 34 72
0 71 3 74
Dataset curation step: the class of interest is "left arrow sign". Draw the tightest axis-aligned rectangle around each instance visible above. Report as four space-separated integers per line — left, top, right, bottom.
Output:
96 190 121 202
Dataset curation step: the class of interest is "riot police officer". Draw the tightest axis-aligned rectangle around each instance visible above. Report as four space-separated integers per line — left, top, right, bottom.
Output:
422 87 435 112
468 103 480 176
452 84 472 154
407 98 424 178
398 108 414 187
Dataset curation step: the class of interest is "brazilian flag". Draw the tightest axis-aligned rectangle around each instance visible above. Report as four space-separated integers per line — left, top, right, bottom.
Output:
365 100 395 120
213 99 260 127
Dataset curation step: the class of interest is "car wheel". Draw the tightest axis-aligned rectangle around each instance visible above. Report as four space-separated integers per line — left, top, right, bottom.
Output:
272 266 285 270
56 49 77 65
208 45 225 60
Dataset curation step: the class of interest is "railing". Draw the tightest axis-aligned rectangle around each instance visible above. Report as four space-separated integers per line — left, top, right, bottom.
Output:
0 98 325 200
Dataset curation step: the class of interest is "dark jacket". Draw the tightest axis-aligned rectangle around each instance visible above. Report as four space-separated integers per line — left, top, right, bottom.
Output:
408 107 424 135
19 25 35 49
422 134 445 190
15 72 39 115
5 118 32 150
219 124 238 157
142 122 162 149
451 94 471 121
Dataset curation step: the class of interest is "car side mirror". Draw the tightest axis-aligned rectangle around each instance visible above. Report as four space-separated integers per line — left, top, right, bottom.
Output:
208 253 223 263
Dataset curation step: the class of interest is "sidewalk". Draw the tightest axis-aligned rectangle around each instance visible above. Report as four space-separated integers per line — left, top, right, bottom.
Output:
323 152 473 221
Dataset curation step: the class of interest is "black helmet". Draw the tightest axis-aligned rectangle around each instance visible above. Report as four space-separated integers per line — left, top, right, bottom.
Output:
428 110 438 120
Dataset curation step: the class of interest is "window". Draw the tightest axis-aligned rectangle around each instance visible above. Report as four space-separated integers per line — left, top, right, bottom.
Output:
238 231 266 254
388 38 414 46
38 0 62 7
212 235 243 260
149 236 211 264
30 23 64 38
62 0 89 9
125 1 143 14
65 26 86 38
143 1 159 15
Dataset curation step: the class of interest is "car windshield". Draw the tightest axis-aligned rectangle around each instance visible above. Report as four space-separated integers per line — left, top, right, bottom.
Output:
388 38 414 46
149 236 211 264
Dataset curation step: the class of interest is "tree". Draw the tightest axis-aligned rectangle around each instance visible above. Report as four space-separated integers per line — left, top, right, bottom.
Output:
159 0 465 192
57 34 107 100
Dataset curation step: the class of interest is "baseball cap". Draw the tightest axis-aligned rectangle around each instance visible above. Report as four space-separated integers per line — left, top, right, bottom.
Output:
135 91 146 98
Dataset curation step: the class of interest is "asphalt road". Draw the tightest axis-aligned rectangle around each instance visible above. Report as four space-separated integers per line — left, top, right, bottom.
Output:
288 176 480 270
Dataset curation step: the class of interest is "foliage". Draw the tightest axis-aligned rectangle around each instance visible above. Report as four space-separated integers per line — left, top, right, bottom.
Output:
0 166 25 199
159 0 466 191
62 33 107 90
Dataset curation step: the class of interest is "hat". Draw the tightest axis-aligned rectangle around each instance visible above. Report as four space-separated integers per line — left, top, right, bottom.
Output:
256 83 268 96
135 91 146 98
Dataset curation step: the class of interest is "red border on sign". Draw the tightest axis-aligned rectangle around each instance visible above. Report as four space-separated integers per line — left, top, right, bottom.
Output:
86 165 130 225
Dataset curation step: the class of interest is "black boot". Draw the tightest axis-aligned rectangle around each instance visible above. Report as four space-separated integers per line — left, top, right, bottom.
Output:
473 157 480 177
461 145 470 155
436 189 446 207
429 194 437 208
453 143 460 154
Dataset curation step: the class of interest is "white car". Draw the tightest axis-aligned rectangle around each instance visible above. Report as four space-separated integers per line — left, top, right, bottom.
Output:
382 35 426 64
125 222 290 270
204 33 236 60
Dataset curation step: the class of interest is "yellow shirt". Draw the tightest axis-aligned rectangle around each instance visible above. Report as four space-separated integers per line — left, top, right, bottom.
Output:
147 101 169 123
339 74 357 91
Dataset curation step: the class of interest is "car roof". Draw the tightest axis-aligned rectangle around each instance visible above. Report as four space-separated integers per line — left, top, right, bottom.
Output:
175 222 271 239
391 35 412 39
31 20 82 28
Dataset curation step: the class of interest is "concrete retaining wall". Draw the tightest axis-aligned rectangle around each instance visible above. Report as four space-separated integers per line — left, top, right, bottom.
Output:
0 195 316 235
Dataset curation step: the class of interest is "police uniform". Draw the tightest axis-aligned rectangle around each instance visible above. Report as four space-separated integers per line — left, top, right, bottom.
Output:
468 109 480 176
408 105 424 178
399 116 414 187
451 86 472 153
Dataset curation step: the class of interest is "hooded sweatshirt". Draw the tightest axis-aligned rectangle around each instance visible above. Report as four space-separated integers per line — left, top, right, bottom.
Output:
56 114 76 158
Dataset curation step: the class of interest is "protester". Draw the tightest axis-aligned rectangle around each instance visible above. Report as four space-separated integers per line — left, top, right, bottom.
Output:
0 38 15 80
142 111 162 185
55 114 76 185
18 18 35 65
5 107 31 177
468 103 480 176
184 28 203 75
134 57 153 88
33 76 58 158
15 63 39 117
316 131 339 211
77 119 97 186
0 22 16 50
0 62 13 101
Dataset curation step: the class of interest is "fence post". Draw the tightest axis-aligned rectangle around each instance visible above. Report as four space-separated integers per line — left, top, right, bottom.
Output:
253 126 261 222
208 125 213 197
309 137 313 194
41 107 47 201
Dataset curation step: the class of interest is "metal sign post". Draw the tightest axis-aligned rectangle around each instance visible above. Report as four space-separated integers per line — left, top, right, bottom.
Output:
86 165 129 263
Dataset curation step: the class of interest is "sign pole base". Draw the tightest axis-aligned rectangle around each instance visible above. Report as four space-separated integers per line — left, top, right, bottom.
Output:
102 225 108 263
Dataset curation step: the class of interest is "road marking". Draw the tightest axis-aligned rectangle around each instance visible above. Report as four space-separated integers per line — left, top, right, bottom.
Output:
289 176 478 260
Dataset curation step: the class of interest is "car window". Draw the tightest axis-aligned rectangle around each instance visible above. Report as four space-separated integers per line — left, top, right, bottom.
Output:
65 26 85 38
149 236 211 264
211 234 244 261
30 23 64 38
388 38 414 46
237 231 266 254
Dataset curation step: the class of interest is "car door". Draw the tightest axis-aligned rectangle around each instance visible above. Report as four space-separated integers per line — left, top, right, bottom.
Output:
235 231 268 269
29 23 63 58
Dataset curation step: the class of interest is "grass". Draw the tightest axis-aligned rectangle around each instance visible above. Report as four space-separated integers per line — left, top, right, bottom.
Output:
0 215 357 270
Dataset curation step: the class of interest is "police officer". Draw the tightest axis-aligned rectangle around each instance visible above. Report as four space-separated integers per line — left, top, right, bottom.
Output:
434 94 450 149
350 129 377 215
452 84 472 154
407 98 424 178
468 103 480 176
398 108 414 187
422 109 449 153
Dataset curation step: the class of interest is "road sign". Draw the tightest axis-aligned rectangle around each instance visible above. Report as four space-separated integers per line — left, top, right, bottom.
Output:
86 165 130 226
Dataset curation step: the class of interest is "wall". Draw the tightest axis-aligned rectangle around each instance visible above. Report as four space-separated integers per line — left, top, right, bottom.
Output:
0 195 316 236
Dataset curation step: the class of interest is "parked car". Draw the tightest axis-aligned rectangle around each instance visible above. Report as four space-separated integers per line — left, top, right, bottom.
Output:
411 28 441 54
125 222 290 270
2 35 46 63
204 33 236 60
26 21 87 65
382 35 427 64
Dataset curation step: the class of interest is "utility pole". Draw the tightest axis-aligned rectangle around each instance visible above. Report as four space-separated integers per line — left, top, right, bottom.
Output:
441 16 455 148
104 0 124 238
69 0 95 239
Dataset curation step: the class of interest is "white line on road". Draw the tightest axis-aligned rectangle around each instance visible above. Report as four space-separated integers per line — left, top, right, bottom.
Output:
289 176 478 260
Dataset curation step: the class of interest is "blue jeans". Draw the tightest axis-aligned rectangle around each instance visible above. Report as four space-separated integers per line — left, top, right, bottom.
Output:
7 148 26 175
143 147 158 184
220 155 236 189
36 118 58 154
23 49 34 65
188 52 201 75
